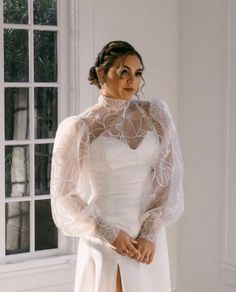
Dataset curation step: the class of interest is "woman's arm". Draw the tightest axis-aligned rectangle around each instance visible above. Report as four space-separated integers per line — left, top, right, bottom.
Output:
138 99 184 243
50 116 120 244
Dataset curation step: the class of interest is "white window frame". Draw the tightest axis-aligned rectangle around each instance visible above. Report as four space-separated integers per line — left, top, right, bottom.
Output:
0 0 77 273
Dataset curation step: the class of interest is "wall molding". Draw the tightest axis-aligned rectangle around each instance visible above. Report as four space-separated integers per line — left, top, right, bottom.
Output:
0 255 76 291
69 0 81 115
220 262 236 288
221 0 236 288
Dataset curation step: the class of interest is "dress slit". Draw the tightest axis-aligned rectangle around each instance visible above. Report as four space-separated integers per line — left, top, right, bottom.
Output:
116 264 123 292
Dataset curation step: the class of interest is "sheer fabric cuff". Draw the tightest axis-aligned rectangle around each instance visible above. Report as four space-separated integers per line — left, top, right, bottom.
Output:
138 215 163 243
94 216 120 244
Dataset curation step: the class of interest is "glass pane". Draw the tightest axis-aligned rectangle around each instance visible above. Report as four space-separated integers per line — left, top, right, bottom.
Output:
34 31 57 82
5 201 30 255
35 199 58 250
35 144 53 195
4 29 29 82
5 88 29 140
3 0 28 24
5 145 30 198
34 87 58 139
33 0 57 25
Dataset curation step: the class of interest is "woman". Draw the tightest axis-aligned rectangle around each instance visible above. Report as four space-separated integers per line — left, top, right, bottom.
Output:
50 41 184 292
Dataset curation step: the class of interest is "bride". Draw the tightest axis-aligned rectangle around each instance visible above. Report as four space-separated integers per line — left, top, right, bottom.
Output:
50 40 184 292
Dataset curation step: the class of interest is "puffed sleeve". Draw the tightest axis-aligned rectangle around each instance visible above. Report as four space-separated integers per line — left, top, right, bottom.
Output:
138 99 184 243
50 116 120 244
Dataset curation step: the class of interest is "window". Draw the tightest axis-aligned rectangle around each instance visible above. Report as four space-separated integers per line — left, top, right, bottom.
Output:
0 0 69 264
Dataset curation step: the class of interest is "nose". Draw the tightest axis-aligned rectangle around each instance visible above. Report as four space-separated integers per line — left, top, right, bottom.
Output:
127 74 135 84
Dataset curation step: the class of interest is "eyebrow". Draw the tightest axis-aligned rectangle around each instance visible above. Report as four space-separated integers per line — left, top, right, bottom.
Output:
118 65 143 71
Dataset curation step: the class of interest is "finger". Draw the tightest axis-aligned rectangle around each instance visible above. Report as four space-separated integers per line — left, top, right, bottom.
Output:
130 238 138 245
136 245 142 254
128 252 135 258
116 249 127 256
114 245 127 255
134 249 143 261
140 251 148 263
134 254 141 262
127 243 140 256
147 250 155 264
121 247 129 254
146 254 154 264
111 245 117 251
148 248 156 264
144 252 151 264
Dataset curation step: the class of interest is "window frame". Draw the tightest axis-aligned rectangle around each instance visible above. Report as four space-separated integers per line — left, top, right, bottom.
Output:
0 0 75 268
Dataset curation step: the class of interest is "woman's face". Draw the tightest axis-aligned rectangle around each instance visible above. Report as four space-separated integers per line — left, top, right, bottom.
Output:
101 54 144 100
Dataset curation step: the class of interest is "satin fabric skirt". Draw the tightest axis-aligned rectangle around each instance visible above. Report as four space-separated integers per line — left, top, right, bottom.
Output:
74 226 171 292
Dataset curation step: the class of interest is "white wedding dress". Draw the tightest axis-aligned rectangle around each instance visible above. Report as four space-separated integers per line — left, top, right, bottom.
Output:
50 94 184 292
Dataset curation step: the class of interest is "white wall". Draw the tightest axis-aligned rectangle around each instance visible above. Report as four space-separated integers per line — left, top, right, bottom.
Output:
178 0 236 291
78 0 180 291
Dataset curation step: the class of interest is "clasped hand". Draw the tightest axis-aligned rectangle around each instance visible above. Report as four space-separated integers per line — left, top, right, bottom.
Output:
111 230 155 265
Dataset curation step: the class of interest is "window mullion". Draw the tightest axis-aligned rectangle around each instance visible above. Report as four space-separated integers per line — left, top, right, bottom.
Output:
0 100 5 257
3 23 59 31
0 0 2 26
28 0 35 254
0 2 3 81
0 0 5 257
30 97 35 254
4 82 60 88
5 197 33 203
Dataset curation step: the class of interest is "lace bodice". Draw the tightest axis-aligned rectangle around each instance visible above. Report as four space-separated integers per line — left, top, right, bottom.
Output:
50 94 184 244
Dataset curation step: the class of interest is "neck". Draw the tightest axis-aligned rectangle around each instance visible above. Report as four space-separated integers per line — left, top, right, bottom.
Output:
98 93 133 110
101 91 131 101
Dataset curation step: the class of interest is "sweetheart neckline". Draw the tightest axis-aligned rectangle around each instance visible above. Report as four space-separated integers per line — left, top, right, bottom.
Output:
90 131 158 151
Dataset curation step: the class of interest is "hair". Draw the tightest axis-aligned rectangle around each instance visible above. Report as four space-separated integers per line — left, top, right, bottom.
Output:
88 40 145 90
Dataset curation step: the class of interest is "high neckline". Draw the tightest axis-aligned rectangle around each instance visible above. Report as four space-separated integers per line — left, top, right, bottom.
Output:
98 94 133 109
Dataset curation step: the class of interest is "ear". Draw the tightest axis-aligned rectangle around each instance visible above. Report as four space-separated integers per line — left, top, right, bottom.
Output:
96 68 106 85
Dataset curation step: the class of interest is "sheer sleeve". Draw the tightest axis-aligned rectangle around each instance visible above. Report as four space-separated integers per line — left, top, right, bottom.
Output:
138 99 184 243
50 116 120 244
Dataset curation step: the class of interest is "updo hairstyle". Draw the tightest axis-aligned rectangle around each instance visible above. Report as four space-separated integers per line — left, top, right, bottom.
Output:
88 41 144 89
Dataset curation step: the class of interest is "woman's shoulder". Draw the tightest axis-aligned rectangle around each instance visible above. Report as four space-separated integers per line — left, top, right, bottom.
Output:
136 97 171 117
58 115 83 131
56 102 100 137
56 114 89 141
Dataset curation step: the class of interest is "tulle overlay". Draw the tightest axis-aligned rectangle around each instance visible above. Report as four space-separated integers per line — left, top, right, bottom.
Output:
50 94 184 291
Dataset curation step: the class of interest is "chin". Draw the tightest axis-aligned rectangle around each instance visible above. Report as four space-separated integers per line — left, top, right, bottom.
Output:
121 91 134 100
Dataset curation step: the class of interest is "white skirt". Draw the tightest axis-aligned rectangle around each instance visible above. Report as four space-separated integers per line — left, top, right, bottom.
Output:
74 227 171 292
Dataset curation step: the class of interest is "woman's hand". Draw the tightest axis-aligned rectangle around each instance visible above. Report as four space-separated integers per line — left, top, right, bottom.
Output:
111 230 140 258
133 237 156 264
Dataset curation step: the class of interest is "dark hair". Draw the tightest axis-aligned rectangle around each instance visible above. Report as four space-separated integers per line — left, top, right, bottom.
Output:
88 40 144 89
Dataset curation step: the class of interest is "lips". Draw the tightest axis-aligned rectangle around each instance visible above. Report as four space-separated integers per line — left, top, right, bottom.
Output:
123 88 134 92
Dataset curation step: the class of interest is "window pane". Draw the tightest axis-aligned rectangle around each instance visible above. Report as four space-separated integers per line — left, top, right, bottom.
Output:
33 0 57 26
4 29 29 82
5 145 30 198
34 31 57 82
34 87 58 139
35 144 53 195
5 201 30 255
3 0 28 24
35 199 58 250
5 88 29 140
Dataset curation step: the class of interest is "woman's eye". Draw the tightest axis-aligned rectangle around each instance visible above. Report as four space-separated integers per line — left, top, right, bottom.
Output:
136 71 143 77
120 69 128 76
